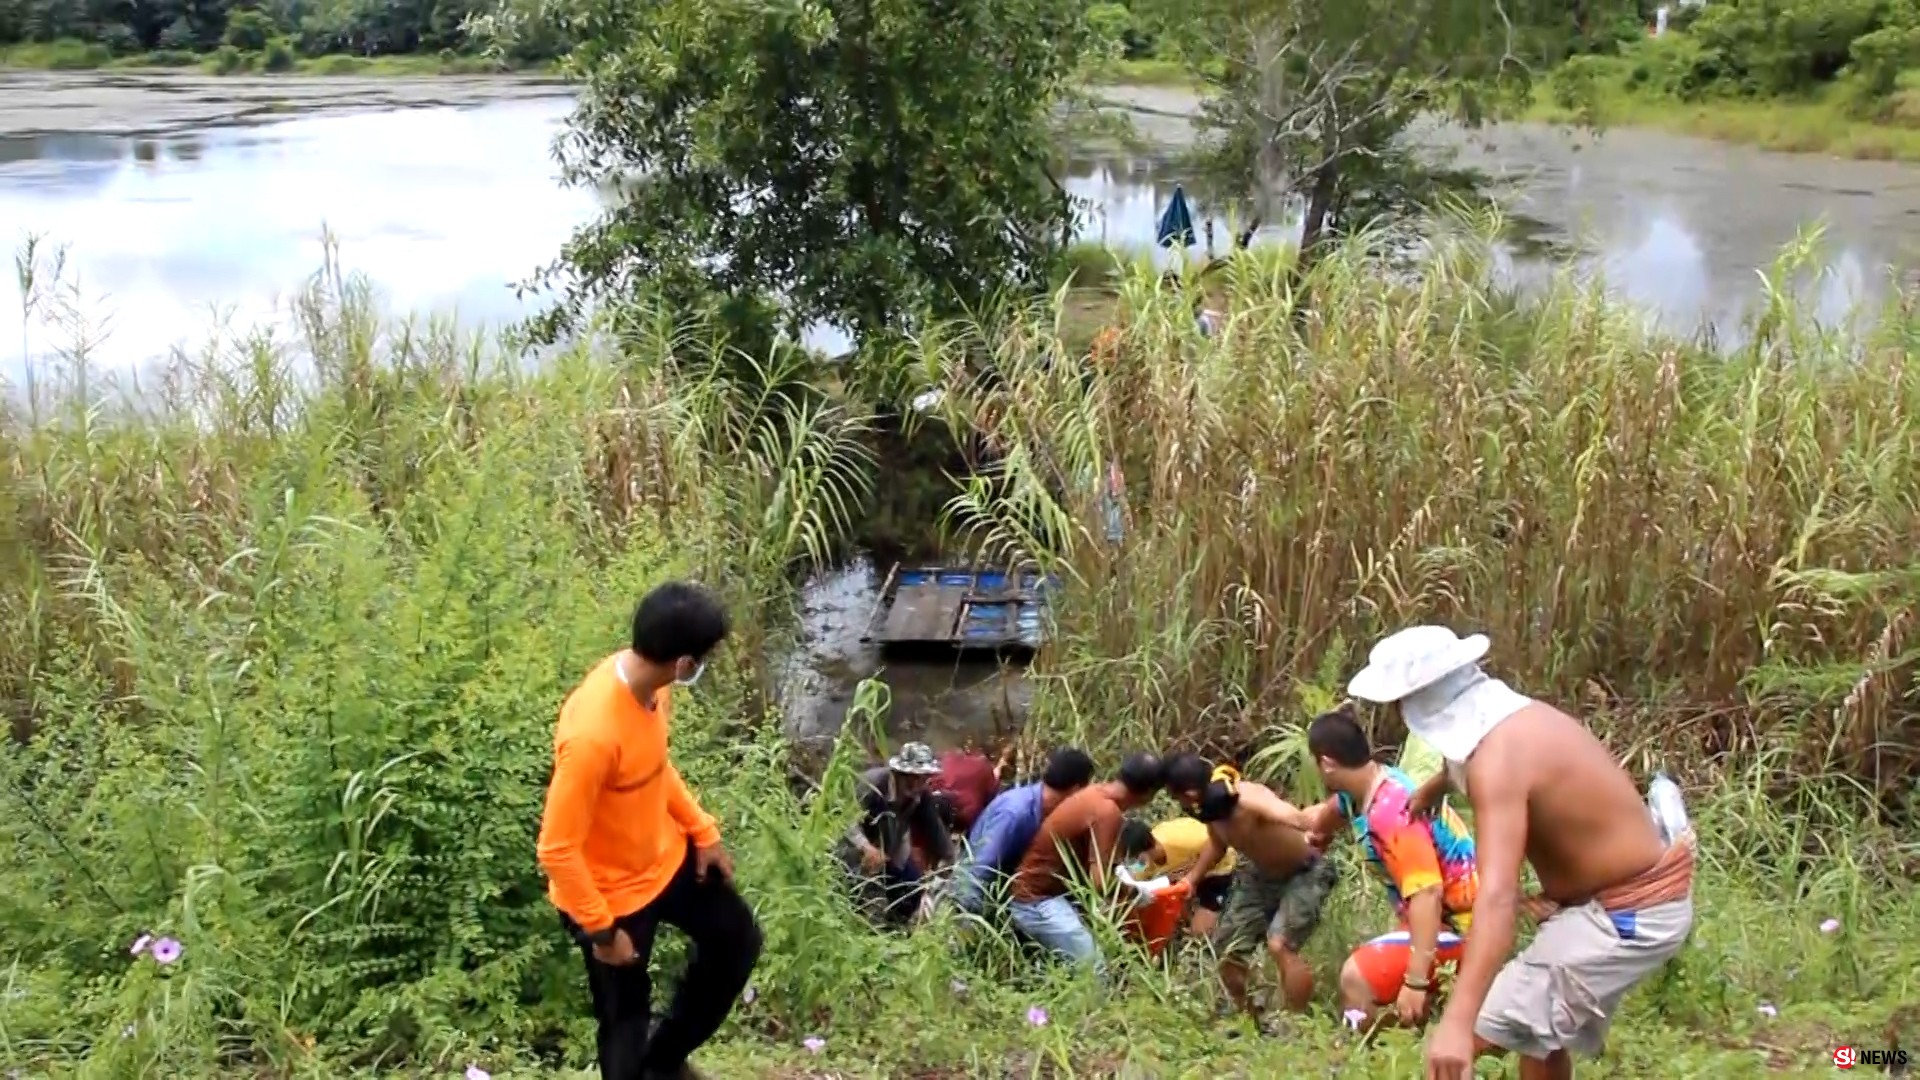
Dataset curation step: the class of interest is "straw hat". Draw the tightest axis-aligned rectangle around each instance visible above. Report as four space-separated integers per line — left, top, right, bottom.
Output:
1347 626 1491 704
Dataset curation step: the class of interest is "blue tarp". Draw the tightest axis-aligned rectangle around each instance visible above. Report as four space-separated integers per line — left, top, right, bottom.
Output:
1157 183 1195 249
888 567 1055 644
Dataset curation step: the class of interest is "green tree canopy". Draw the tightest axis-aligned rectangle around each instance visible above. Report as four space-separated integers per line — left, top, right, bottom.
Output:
481 0 1093 351
1145 0 1631 254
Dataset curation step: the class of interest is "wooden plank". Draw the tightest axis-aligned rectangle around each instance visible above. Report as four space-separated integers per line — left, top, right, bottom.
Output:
877 582 965 642
860 562 902 641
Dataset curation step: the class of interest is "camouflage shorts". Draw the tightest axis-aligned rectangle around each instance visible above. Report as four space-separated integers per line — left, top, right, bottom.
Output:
1210 854 1338 959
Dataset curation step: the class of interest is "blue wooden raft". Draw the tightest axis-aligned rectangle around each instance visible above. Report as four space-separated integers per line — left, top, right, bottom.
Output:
861 564 1057 653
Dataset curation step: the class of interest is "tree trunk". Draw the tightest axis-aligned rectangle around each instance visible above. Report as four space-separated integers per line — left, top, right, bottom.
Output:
1295 157 1341 270
1289 157 1341 336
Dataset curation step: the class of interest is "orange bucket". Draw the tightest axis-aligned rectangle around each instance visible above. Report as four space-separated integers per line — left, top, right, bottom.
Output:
1128 880 1192 958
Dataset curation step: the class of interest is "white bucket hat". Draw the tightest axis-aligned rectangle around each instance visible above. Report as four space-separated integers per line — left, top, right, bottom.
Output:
1347 625 1491 704
1348 626 1527 767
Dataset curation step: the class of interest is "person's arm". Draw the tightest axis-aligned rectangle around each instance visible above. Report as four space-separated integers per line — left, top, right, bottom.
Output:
664 763 722 848
917 794 956 868
1409 768 1450 817
535 735 618 937
1404 888 1445 987
1254 794 1320 834
1086 806 1123 894
1177 828 1228 893
1432 747 1527 1040
1302 796 1346 845
845 779 888 864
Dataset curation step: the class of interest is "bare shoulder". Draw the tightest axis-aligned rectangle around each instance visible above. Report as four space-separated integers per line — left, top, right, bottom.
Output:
1238 781 1298 817
1464 723 1531 802
1516 699 1585 729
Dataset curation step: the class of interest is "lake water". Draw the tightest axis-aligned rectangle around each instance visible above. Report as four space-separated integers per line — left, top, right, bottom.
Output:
9 81 1920 748
9 89 1920 375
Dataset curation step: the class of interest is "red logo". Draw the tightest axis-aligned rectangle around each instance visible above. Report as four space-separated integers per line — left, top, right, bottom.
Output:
1837 1047 1915 1069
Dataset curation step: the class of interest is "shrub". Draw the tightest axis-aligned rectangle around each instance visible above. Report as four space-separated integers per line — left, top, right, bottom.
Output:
1623 32 1719 101
261 36 295 71
5 223 1918 1076
1848 23 1920 100
223 8 277 51
203 44 248 73
36 38 113 69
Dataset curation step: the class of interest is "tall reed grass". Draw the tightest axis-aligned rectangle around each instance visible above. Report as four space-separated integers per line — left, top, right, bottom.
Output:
4 220 1917 1076
928 214 1920 809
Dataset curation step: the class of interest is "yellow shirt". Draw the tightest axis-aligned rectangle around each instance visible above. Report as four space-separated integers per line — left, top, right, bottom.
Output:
1144 817 1236 879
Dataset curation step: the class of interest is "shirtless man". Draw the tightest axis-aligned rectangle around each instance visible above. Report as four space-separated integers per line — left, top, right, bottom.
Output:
1166 754 1337 1019
1347 626 1695 1080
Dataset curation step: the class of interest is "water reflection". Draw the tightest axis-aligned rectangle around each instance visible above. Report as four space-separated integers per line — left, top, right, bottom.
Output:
3 97 601 378
1060 153 1297 258
1429 121 1920 337
7 97 1920 382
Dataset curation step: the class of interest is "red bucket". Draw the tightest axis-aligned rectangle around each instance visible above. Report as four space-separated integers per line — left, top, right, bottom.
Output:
1128 880 1192 958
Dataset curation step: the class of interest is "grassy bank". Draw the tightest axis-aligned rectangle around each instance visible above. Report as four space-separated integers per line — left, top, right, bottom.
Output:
4 222 1918 1077
1085 56 1203 89
0 39 546 77
1088 43 1920 163
1529 33 1920 161
1527 81 1920 161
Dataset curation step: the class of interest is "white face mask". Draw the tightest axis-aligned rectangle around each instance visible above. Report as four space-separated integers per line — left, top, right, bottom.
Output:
673 659 707 688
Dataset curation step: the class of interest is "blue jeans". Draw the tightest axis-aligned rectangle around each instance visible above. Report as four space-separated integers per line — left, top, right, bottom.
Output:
950 863 987 916
1009 895 1102 972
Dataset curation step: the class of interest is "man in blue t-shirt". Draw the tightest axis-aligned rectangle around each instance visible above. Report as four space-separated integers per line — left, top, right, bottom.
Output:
950 747 1095 915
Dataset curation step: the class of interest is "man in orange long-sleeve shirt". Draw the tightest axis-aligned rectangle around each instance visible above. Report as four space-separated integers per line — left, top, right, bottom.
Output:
536 582 763 1080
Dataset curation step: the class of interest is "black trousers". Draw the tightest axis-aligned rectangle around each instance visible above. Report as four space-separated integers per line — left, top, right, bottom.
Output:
560 841 764 1078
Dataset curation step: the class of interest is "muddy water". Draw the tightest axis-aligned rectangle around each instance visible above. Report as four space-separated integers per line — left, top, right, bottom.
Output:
778 558 1034 752
11 74 1920 747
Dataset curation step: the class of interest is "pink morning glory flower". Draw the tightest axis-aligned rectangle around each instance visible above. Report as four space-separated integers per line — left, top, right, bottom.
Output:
803 1036 825 1054
1026 1006 1048 1027
465 1066 490 1080
150 937 182 965
129 935 151 957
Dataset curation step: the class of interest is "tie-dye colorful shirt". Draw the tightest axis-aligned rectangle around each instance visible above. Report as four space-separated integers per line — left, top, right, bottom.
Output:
1334 766 1478 933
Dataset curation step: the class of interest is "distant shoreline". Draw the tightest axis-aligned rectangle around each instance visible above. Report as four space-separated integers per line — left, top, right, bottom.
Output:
0 70 1206 144
0 70 573 139
0 40 552 78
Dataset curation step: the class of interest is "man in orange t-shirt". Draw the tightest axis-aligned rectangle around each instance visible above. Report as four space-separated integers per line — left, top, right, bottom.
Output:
535 582 762 1080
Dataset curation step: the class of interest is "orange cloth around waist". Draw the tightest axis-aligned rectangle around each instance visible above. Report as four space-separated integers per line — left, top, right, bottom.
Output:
1594 837 1695 912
